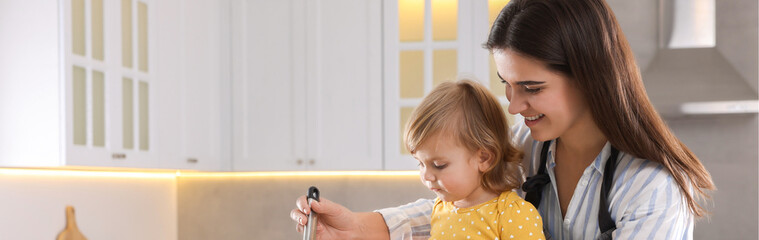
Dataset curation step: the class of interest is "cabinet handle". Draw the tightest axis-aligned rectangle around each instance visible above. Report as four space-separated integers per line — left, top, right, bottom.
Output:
296 159 304 165
112 153 126 159
308 159 315 165
187 158 198 164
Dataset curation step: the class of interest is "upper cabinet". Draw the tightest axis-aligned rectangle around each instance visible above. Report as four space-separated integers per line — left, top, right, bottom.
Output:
1 0 517 171
153 0 230 171
232 0 514 171
0 0 157 168
231 0 383 171
383 0 515 170
0 0 227 170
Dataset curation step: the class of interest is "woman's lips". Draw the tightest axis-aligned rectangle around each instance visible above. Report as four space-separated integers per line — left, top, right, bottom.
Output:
524 113 544 121
524 113 545 127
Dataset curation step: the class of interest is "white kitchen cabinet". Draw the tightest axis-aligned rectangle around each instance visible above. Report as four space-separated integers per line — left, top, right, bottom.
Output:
383 0 513 170
0 0 229 170
0 0 158 168
154 0 230 171
231 0 383 171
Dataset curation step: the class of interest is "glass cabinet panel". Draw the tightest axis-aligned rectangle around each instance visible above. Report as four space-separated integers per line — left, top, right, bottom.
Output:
138 2 148 72
488 0 509 97
399 0 424 42
488 0 509 25
92 0 104 61
72 0 86 56
399 107 415 155
73 66 87 145
123 78 134 149
122 0 133 68
139 81 149 150
431 0 457 41
92 70 105 147
432 49 457 87
400 50 425 98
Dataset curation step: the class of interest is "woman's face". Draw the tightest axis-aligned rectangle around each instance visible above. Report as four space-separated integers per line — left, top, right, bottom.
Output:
493 48 590 141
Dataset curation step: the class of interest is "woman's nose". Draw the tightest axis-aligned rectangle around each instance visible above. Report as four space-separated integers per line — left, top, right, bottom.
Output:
507 93 528 115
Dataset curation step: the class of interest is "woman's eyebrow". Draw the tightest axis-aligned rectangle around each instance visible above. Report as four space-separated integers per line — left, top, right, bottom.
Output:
516 80 545 86
496 72 545 86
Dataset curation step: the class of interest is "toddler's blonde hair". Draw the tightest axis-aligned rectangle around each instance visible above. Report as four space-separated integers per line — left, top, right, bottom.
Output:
404 79 523 193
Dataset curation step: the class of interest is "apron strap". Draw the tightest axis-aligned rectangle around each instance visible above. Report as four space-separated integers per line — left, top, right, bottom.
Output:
522 140 553 208
598 147 620 235
521 140 620 238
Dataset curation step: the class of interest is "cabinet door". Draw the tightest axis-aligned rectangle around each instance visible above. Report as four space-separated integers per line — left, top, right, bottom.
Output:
304 0 383 170
64 0 112 166
65 0 156 168
180 0 226 170
154 0 229 171
154 0 182 168
0 1 62 167
231 0 308 171
383 0 501 170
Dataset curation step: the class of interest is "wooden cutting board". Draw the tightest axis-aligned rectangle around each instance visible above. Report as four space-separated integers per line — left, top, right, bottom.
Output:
56 206 88 240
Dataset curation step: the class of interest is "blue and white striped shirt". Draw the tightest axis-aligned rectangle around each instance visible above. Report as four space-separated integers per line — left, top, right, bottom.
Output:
377 122 693 240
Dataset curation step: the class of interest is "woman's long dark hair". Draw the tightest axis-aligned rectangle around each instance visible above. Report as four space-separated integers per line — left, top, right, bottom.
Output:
485 0 714 217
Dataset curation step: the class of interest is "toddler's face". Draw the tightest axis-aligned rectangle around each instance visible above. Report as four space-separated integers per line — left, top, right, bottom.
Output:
413 133 492 207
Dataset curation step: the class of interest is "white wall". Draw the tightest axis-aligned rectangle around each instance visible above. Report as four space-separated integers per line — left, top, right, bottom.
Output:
0 170 177 240
670 116 758 239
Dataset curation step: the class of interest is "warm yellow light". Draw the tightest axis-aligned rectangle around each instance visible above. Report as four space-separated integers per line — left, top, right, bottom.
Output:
489 0 510 26
0 168 175 179
432 49 458 87
399 50 425 98
178 171 420 178
432 0 457 41
399 0 425 42
0 168 419 179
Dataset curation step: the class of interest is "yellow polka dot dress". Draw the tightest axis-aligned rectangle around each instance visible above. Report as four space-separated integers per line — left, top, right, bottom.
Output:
429 191 544 240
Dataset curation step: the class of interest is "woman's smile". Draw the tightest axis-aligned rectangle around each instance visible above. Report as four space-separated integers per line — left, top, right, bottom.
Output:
523 113 545 127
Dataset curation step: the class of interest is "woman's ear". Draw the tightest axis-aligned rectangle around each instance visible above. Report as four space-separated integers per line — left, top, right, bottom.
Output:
477 149 494 172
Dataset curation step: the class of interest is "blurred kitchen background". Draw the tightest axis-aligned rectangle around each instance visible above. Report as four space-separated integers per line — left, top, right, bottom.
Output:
0 0 756 239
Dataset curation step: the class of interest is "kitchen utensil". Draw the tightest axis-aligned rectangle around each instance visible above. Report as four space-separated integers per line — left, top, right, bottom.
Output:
302 186 320 240
56 205 88 240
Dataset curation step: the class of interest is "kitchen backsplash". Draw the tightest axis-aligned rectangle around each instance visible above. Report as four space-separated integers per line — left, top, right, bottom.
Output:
177 173 432 239
0 169 177 239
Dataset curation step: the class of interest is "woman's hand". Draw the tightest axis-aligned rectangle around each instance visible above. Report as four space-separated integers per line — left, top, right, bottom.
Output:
290 195 390 240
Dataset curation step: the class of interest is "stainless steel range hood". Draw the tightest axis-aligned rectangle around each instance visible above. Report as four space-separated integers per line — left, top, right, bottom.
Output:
643 48 758 117
637 0 758 117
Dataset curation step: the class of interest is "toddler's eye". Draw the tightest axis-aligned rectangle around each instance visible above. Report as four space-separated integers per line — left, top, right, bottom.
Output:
434 164 447 170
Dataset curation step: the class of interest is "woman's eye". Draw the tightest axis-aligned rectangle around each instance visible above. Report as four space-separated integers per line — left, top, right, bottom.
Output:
524 86 541 94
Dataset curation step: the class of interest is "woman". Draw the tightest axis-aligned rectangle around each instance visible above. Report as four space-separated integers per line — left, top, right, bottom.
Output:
290 0 714 239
